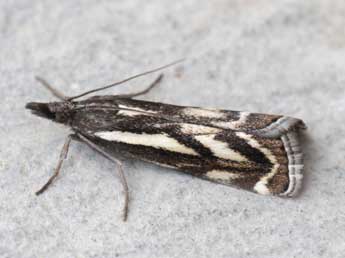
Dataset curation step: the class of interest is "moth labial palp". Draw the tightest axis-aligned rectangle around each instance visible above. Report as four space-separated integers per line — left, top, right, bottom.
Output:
26 60 306 221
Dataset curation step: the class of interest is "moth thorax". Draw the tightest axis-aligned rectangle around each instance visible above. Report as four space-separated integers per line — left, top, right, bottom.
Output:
48 102 74 124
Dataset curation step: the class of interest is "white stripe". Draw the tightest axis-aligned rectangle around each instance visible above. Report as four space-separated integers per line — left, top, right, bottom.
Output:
183 107 225 118
236 132 279 195
95 131 199 156
179 123 221 135
194 134 248 162
206 170 241 181
118 104 157 114
117 110 143 117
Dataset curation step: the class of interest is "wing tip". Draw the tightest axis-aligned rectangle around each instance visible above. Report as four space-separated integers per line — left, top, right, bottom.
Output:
250 117 305 197
254 116 306 139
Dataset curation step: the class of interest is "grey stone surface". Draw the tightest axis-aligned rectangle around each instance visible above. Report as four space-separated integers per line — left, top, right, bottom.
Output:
1 1 345 257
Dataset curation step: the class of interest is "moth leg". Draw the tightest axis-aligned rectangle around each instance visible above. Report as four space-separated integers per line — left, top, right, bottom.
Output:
117 74 163 98
35 76 69 101
36 134 73 195
76 133 129 222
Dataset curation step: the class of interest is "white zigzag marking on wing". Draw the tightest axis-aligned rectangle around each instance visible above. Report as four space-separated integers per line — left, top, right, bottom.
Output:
194 134 248 162
236 132 279 195
214 112 250 129
95 131 199 156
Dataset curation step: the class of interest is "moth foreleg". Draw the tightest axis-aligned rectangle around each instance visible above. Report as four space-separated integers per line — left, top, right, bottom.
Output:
76 133 129 222
35 76 69 101
36 134 73 195
117 73 163 98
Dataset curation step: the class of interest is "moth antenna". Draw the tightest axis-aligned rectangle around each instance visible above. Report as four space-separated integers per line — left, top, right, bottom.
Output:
116 74 164 98
35 76 69 101
67 58 185 101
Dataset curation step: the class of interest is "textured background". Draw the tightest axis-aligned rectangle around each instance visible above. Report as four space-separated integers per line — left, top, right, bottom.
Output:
1 1 345 257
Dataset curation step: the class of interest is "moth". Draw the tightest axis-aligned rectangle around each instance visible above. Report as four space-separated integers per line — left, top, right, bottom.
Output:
26 61 306 221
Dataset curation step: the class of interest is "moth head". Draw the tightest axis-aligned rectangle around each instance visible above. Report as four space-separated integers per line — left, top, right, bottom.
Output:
25 101 74 124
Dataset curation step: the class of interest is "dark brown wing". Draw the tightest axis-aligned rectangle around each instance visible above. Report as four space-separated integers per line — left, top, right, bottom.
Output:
72 97 305 197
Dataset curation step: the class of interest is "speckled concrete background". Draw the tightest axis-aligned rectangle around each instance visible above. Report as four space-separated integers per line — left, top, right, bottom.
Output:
1 1 345 257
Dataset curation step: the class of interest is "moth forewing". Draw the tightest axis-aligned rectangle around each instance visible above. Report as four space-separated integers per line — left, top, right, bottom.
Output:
73 97 305 197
